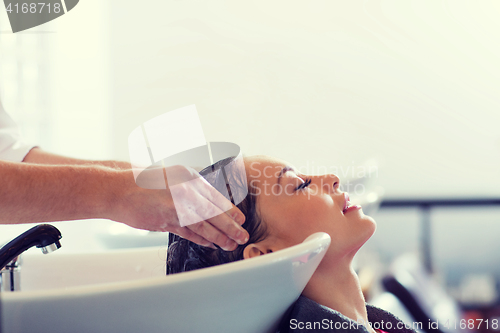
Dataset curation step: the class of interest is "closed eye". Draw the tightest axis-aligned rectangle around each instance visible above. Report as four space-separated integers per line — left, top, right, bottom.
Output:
295 178 312 191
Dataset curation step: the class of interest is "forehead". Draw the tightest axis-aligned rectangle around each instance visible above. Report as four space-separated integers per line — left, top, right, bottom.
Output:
243 155 290 180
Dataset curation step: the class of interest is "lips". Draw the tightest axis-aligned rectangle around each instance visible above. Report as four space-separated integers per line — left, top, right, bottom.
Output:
342 192 361 214
343 193 350 213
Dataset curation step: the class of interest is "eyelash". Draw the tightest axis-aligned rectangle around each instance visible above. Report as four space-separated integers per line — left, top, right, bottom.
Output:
296 178 312 191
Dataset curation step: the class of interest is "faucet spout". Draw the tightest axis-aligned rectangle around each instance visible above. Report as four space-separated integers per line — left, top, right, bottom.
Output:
0 224 62 271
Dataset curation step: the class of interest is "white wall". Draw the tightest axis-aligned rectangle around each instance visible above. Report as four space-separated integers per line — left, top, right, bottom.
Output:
49 0 111 160
0 0 111 160
107 0 500 199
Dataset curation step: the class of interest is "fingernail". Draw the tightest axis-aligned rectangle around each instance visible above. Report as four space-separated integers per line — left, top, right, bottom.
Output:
223 239 237 251
235 230 249 245
233 214 245 225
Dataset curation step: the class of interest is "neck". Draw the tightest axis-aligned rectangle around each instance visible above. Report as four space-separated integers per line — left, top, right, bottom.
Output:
302 253 376 333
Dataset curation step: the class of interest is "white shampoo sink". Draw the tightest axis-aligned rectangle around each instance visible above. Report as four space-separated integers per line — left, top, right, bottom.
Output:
0 232 330 333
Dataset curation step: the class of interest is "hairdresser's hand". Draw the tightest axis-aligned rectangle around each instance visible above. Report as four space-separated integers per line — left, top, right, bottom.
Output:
108 166 248 251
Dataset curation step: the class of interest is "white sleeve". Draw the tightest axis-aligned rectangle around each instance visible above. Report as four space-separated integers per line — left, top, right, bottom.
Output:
0 98 36 162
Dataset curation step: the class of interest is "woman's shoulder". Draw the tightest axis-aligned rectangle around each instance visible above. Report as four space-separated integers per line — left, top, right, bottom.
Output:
277 295 418 333
365 303 418 333
277 296 369 332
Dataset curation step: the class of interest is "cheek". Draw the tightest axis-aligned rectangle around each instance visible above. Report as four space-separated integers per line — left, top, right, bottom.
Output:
261 194 341 245
287 196 338 234
305 195 338 220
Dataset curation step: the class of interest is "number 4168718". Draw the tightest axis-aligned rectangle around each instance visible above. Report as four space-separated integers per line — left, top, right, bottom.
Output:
443 318 499 330
5 2 62 14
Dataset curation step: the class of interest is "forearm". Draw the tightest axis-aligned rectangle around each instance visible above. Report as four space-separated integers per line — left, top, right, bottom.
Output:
0 159 126 224
0 158 248 247
23 148 131 170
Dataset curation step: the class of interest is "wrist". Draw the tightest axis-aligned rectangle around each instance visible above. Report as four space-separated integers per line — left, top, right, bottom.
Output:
101 168 135 221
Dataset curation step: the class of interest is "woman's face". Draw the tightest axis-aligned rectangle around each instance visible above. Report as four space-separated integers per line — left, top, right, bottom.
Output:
243 155 376 262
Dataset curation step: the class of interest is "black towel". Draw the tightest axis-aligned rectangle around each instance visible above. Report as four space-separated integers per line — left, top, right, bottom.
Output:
277 295 418 333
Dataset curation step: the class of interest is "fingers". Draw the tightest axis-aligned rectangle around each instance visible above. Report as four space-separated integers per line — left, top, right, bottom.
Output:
196 176 246 223
204 211 249 245
175 228 216 249
173 181 248 246
194 179 248 243
191 193 249 246
175 200 248 250
225 204 246 226
166 170 249 250
187 220 239 251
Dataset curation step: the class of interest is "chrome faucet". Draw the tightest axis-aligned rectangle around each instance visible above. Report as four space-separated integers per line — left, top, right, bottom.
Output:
0 224 62 292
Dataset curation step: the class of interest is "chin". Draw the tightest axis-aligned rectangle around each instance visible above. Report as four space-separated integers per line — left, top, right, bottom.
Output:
343 222 377 259
352 213 377 251
361 212 377 238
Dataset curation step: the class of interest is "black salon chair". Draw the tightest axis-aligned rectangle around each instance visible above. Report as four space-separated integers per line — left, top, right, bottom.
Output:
382 253 469 333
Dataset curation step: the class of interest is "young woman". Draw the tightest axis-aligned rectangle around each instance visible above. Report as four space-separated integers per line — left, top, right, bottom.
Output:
167 155 416 333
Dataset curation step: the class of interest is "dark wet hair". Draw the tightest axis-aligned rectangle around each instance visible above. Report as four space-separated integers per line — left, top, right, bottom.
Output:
166 157 268 275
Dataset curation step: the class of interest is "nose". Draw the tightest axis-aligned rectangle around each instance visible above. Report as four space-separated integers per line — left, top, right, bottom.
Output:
319 173 340 193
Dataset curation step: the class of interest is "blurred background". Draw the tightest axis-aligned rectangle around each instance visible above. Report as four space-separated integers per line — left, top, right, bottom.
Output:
1 1 500 331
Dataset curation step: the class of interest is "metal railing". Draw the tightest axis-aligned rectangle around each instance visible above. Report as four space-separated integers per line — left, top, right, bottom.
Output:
379 198 500 273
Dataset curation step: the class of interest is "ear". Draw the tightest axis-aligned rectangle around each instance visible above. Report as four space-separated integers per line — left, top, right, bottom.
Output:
243 243 273 259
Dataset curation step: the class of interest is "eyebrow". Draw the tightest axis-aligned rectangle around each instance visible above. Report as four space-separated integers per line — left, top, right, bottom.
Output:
277 166 295 185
